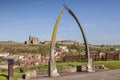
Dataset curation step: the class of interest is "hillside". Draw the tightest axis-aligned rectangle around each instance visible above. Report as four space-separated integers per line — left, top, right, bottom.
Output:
0 42 50 56
0 42 120 55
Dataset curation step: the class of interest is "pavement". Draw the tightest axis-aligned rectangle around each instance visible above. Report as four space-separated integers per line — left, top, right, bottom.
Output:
31 69 120 80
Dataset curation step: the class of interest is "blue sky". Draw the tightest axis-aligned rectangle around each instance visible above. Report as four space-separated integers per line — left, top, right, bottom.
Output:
0 0 120 45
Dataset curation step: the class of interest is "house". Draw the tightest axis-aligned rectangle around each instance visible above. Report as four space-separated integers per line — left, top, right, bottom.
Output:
0 52 9 58
59 46 69 52
7 54 17 59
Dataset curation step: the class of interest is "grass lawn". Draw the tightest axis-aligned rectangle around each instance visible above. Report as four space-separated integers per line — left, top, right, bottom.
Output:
0 60 120 80
93 60 120 69
57 60 120 70
0 72 22 80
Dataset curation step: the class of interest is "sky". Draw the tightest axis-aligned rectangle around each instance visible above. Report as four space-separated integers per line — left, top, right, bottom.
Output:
0 0 120 45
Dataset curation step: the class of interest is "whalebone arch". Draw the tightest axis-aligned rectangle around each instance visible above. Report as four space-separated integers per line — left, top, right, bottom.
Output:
49 7 92 77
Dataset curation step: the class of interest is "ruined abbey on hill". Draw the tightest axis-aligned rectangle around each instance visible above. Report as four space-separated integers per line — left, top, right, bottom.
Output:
24 35 81 45
25 35 39 45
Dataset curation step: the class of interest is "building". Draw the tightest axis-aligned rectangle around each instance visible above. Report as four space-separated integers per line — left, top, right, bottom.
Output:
25 35 40 45
61 40 75 44
43 41 62 45
0 52 9 57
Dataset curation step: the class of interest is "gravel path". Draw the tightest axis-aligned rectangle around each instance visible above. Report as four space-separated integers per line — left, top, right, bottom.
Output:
31 70 120 80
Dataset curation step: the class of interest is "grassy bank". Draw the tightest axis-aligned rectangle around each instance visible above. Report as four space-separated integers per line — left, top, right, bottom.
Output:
57 60 120 70
93 60 120 69
0 60 120 80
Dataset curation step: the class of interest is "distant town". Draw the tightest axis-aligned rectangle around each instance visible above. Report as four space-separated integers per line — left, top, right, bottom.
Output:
0 35 120 80
0 35 83 68
0 35 120 68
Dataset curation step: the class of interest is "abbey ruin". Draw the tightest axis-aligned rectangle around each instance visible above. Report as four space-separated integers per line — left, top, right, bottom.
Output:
25 35 39 45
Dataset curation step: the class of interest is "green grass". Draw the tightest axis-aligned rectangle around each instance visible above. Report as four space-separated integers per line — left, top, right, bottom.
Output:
13 72 22 80
20 64 48 71
0 72 8 80
93 60 120 69
0 72 22 80
57 62 86 68
0 61 120 80
57 61 120 70
0 76 7 80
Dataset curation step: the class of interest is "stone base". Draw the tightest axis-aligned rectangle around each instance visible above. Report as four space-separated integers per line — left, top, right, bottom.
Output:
51 72 60 77
50 68 60 77
87 58 95 72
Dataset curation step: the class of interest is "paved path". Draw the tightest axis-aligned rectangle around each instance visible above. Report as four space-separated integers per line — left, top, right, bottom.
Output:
31 70 120 80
